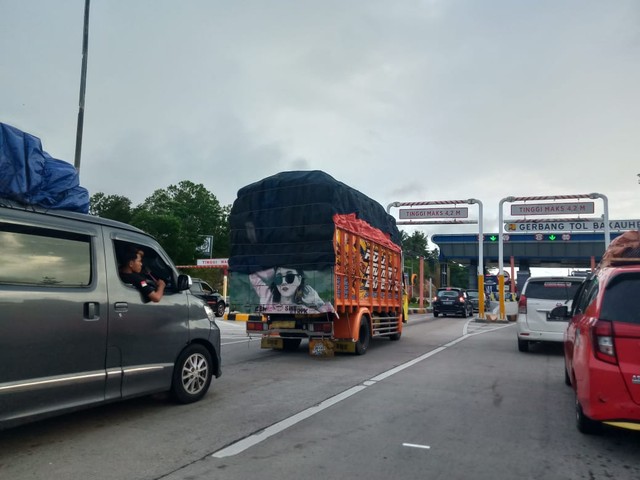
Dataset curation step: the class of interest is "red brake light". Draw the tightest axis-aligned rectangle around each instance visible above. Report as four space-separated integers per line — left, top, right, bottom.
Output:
458 296 464 303
592 320 617 364
247 321 267 332
518 294 527 314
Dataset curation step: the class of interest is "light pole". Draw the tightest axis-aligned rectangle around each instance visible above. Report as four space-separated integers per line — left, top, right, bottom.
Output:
74 0 90 172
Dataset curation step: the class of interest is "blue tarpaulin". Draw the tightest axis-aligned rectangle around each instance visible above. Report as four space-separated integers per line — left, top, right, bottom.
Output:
0 123 89 213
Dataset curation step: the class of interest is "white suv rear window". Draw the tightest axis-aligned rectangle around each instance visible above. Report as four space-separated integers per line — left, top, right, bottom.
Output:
525 281 582 301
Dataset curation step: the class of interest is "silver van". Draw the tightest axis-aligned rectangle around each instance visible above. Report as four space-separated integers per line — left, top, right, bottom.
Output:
0 204 221 429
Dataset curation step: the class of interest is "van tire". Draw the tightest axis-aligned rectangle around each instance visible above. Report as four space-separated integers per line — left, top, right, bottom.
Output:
215 301 226 317
355 317 371 355
517 338 529 353
171 344 213 404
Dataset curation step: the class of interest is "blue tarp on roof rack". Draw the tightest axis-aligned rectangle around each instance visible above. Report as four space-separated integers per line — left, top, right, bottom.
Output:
0 122 89 213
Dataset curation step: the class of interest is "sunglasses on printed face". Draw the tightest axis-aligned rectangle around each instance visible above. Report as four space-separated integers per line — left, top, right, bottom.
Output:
274 273 302 285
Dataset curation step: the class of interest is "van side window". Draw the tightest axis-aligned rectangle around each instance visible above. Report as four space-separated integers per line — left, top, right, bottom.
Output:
0 223 91 287
113 239 173 287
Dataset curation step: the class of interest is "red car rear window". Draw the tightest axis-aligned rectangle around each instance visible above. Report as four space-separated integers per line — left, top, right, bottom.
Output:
601 272 640 325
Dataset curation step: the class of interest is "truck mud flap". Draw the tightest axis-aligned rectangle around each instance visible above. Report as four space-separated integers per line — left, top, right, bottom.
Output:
333 340 356 353
309 339 335 357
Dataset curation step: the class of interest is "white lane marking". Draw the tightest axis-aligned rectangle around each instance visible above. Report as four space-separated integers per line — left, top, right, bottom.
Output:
212 321 511 458
212 385 367 458
403 443 431 450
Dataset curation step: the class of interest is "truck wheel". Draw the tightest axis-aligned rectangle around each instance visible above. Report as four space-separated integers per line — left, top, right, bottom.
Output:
389 331 401 341
355 317 371 355
215 301 226 317
282 338 302 351
171 344 213 404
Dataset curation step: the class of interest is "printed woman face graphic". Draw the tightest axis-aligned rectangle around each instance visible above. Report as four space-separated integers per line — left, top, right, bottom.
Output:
274 267 302 301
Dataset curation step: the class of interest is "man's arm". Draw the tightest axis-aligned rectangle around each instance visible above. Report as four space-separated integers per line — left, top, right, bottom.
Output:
147 279 166 303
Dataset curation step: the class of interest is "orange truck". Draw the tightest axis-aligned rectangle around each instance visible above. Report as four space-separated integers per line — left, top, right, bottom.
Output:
228 170 407 355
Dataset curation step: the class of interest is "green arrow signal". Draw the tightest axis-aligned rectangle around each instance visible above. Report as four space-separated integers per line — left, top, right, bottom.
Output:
489 235 497 241
548 234 557 241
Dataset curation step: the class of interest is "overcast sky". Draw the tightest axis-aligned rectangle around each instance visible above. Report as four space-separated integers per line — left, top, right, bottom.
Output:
2 0 638 240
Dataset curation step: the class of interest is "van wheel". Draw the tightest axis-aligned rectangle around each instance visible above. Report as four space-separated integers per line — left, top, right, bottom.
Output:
576 396 602 434
171 344 212 404
355 317 371 355
215 301 226 317
517 338 529 353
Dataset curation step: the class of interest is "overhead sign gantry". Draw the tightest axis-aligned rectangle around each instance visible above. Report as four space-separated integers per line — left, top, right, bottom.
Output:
387 199 486 318
497 193 610 320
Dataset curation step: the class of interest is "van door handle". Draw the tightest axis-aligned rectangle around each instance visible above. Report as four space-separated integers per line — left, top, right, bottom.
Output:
114 302 128 312
84 302 100 321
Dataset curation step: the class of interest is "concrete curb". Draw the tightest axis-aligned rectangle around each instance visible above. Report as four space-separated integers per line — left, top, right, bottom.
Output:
223 313 263 322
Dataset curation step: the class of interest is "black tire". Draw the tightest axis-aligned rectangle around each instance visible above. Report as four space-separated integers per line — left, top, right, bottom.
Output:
171 344 213 404
282 338 302 351
517 338 529 353
564 362 572 386
389 331 402 341
215 301 226 318
355 317 371 355
433 311 439 317
576 396 602 434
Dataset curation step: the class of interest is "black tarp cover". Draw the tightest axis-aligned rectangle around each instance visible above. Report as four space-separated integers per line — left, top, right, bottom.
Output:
229 170 401 273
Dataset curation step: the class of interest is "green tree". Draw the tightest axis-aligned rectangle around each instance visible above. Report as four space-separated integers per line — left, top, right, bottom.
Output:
89 193 133 223
132 181 229 265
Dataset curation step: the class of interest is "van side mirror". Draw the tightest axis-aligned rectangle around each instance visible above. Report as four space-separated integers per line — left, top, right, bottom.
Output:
177 274 191 291
549 305 570 320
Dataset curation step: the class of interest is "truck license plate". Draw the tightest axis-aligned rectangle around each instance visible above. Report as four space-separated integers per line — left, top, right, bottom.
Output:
261 337 283 349
271 321 296 329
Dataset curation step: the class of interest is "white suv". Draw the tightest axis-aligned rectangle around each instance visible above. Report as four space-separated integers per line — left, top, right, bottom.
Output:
516 276 584 352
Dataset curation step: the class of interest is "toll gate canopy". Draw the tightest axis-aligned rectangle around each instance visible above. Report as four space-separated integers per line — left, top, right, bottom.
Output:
431 232 622 269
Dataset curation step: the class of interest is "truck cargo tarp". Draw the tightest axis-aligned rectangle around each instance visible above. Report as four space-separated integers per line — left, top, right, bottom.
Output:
0 123 89 213
229 170 400 273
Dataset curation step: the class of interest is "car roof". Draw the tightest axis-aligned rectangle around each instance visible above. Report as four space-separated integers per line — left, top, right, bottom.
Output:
0 201 147 235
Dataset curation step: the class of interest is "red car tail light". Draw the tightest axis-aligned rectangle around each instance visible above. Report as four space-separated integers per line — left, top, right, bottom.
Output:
592 320 617 365
458 296 464 303
518 294 527 314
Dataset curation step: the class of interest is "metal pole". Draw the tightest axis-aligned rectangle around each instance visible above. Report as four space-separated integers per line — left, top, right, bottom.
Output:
498 197 513 320
469 199 484 319
74 0 90 172
590 193 610 249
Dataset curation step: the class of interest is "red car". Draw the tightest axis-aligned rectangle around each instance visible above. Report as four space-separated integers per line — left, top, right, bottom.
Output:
557 263 640 434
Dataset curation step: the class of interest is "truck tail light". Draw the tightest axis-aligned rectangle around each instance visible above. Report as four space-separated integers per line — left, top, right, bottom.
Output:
518 294 527 314
592 320 617 365
308 322 332 333
247 321 268 332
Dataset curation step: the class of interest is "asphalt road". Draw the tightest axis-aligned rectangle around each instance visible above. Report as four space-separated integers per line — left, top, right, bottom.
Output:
1 314 639 480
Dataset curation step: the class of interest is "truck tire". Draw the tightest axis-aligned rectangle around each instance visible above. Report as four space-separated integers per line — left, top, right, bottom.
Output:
282 338 302 351
389 331 401 341
355 317 371 355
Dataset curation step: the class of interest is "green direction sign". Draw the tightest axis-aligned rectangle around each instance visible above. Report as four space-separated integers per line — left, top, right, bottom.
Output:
548 234 557 241
489 235 497 242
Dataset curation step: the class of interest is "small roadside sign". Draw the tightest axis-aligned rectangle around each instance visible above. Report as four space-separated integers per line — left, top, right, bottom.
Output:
196 258 229 267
